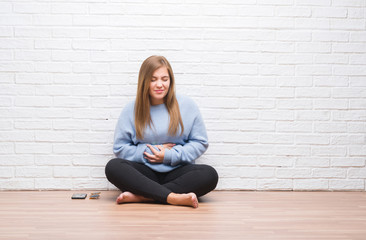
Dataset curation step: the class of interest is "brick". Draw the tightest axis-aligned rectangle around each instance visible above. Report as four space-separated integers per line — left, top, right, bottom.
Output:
348 123 366 133
313 31 349 42
0 97 11 106
0 143 14 154
350 77 366 87
296 157 330 167
35 155 72 166
314 54 348 64
276 122 312 133
89 3 124 14
259 134 294 144
73 63 109 73
15 143 52 154
16 73 52 84
314 122 347 133
276 168 312 178
296 135 329 145
312 7 347 17
277 54 313 64
15 97 52 107
332 0 365 7
330 19 366 30
257 179 293 190
277 7 311 17
333 110 366 121
163 5 201 16
91 51 128 62
15 120 52 130
35 39 71 50
0 39 33 49
348 8 365 18
259 111 294 120
73 15 109 26
259 88 294 98
0 15 33 26
258 157 294 167
277 77 312 87
216 178 256 190
209 131 257 144
296 18 330 29
312 168 347 178
51 3 87 14
13 3 50 13
350 55 366 64
72 155 109 167
54 167 89 178
333 88 366 98
0 179 34 190
90 144 112 155
15 50 51 61
314 100 348 109
329 180 364 190
314 76 348 87
331 135 365 145
0 27 12 37
53 120 90 130
350 32 366 42
296 110 330 121
16 167 52 178
53 28 89 38
295 88 331 98
72 40 109 50
72 179 108 190
35 131 73 142
312 147 347 157
294 180 329 190
53 143 89 154
350 100 366 109
35 62 72 73
331 158 365 167
350 146 366 156
35 178 72 190
33 15 72 26
35 85 71 96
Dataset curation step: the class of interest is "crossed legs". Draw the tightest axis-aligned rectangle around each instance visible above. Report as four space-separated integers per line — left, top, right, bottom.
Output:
105 158 218 208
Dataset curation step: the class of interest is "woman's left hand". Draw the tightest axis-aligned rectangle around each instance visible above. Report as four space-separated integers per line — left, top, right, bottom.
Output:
144 144 165 163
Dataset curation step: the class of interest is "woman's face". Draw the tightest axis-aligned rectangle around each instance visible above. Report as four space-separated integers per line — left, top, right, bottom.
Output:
149 66 170 105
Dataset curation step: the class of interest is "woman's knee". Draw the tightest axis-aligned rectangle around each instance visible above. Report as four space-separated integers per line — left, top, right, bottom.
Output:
194 164 218 190
205 165 219 189
105 158 128 180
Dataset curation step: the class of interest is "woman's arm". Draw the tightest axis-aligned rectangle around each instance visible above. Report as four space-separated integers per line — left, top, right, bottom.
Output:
162 112 209 166
113 104 146 163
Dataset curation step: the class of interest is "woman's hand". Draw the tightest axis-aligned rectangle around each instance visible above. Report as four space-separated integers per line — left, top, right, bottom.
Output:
144 143 176 163
162 143 176 150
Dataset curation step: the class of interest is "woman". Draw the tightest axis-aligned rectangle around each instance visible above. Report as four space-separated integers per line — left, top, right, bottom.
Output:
105 55 218 208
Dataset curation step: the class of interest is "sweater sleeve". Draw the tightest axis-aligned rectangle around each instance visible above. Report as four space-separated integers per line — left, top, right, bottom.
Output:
113 104 146 163
163 109 209 166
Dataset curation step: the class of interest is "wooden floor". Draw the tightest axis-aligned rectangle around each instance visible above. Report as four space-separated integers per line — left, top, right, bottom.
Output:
0 191 365 240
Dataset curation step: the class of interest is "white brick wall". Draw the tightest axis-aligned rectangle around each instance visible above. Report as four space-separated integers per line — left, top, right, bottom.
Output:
0 0 365 191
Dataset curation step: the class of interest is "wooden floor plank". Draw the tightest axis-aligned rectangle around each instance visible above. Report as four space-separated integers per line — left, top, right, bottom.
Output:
0 191 365 240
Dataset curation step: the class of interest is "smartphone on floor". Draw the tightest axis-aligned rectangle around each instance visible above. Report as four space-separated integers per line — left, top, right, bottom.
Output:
71 193 87 199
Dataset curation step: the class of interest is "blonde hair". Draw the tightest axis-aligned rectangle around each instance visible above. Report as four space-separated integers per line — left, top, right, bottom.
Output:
135 55 184 140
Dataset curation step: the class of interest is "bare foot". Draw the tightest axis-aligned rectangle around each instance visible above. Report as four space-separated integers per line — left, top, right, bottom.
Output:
167 192 198 208
116 192 153 204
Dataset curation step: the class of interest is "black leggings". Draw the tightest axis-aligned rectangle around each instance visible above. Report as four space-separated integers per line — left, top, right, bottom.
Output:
105 158 219 203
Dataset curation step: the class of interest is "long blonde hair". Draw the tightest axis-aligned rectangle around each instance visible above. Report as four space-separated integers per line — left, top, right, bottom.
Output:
135 55 184 140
